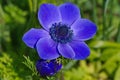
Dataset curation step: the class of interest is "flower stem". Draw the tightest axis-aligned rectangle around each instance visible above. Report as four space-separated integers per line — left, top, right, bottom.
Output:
92 0 97 24
102 0 110 40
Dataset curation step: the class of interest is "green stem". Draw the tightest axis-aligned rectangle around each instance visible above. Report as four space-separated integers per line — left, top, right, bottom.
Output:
103 0 109 40
108 0 113 28
117 23 120 43
92 0 97 24
103 0 106 40
33 0 38 13
102 0 110 40
28 0 32 12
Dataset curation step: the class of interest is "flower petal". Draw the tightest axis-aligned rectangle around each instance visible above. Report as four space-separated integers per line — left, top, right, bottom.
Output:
69 41 90 60
36 37 59 60
48 60 62 73
22 28 49 48
58 43 75 59
59 2 80 26
71 19 97 41
36 60 53 76
38 4 61 31
36 59 62 76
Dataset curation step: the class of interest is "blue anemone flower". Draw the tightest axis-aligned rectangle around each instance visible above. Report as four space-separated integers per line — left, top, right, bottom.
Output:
36 59 62 76
22 3 97 60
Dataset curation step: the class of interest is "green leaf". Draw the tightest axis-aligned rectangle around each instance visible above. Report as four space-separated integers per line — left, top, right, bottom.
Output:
102 52 120 75
117 23 120 43
104 0 110 15
87 49 99 61
0 53 23 80
22 55 38 76
4 4 27 23
100 49 120 61
114 66 120 80
89 41 120 48
64 60 77 70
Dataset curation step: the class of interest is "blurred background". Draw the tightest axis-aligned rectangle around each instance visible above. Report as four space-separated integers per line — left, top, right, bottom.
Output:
0 0 120 80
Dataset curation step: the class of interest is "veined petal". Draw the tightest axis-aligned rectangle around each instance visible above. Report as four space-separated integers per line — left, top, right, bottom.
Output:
58 43 75 59
22 28 49 48
36 37 59 60
38 3 61 31
69 41 90 60
71 19 97 41
59 2 80 26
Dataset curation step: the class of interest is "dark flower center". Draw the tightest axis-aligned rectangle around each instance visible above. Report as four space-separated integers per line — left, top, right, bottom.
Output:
49 22 73 44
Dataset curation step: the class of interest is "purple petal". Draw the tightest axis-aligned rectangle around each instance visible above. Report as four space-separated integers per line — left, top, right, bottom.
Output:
22 28 49 48
59 2 80 26
36 59 62 76
36 60 53 76
49 60 62 73
38 4 61 31
40 66 54 76
36 37 59 60
69 41 90 60
58 43 75 59
71 19 97 41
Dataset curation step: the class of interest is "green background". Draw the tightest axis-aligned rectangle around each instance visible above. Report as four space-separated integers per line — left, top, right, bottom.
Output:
0 0 120 80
